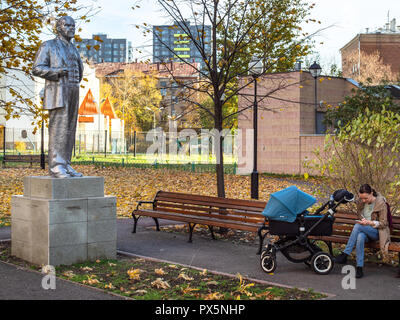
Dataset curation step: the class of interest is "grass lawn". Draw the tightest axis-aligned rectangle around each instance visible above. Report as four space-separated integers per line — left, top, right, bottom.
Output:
0 241 326 300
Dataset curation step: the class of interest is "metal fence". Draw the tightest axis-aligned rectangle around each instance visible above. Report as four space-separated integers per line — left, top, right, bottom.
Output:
0 127 239 165
72 158 238 174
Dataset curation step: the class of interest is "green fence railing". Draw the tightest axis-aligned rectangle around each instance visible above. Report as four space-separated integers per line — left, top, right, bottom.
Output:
71 158 238 174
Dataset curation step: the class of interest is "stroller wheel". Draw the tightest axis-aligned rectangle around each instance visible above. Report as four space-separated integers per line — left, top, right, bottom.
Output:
305 242 323 267
261 244 274 259
310 252 334 275
260 254 277 274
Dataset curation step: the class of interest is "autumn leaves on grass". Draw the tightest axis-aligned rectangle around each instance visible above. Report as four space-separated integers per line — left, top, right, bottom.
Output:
0 166 314 226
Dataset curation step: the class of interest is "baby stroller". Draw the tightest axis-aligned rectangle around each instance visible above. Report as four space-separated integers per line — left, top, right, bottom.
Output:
260 186 354 275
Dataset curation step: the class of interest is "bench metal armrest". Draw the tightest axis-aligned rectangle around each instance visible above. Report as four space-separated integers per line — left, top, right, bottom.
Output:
134 200 155 212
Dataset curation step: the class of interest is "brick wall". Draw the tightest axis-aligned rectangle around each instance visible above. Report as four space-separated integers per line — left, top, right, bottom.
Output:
299 135 327 176
341 33 400 76
237 71 356 176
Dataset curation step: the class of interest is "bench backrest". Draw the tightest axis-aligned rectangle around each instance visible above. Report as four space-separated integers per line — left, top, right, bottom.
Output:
153 191 267 225
3 155 47 160
334 211 400 242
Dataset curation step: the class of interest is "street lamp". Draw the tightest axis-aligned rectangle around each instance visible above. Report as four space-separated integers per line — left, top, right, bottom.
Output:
309 61 322 134
146 107 157 129
248 55 264 200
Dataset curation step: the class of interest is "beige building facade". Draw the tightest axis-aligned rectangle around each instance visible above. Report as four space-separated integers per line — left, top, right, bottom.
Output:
237 71 358 175
341 31 400 78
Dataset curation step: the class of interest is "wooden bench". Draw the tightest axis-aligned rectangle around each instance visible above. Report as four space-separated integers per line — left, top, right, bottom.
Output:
311 211 400 273
2 154 48 167
131 191 268 254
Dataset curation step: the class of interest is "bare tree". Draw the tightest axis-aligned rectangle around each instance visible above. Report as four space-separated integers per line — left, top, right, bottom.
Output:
342 50 398 85
134 0 323 197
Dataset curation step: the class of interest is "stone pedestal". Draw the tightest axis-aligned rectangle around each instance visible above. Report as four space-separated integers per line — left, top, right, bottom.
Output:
11 176 116 266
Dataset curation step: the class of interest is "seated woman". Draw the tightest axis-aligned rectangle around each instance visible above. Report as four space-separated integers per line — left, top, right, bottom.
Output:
334 184 390 278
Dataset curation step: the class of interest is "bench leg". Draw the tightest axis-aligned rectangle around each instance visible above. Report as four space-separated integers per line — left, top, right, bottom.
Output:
326 241 333 256
132 215 140 233
208 226 216 240
153 218 160 231
188 223 196 243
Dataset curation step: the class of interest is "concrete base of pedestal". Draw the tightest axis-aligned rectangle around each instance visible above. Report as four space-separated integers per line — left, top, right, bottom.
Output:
11 176 116 266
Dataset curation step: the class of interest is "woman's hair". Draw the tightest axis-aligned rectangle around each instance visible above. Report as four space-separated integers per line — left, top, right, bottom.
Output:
359 184 377 196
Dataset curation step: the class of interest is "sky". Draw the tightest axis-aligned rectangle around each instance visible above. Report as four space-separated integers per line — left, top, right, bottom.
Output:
72 0 400 70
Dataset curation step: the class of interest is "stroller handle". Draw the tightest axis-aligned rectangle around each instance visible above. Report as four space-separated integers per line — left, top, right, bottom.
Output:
313 191 354 217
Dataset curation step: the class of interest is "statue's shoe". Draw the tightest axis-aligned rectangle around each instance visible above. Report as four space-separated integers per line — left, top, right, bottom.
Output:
50 165 72 178
52 172 71 178
66 165 83 177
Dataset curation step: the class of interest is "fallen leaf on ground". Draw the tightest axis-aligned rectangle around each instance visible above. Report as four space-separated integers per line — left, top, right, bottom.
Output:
155 268 166 275
127 268 142 280
83 275 100 285
105 283 115 289
151 278 170 289
178 273 194 281
81 266 93 271
204 292 224 300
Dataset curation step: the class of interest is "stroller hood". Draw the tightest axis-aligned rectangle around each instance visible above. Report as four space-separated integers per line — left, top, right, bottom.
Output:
262 186 316 223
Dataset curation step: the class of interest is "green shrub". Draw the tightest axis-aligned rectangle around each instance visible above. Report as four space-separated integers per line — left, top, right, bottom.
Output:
306 108 400 214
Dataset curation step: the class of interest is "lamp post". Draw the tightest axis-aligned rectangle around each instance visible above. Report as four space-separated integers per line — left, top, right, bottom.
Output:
249 55 264 200
146 107 157 129
309 61 322 134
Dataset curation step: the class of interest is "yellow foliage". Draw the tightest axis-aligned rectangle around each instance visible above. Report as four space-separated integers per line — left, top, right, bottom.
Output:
100 69 162 132
127 268 142 280
14 142 26 152
0 0 95 126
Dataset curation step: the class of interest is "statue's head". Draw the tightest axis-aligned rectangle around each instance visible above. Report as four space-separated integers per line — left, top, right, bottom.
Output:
56 16 75 41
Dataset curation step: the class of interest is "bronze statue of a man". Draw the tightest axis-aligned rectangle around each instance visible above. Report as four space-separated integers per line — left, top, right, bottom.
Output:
32 16 84 178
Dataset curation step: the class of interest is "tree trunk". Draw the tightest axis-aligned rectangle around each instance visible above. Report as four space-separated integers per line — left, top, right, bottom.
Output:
214 107 228 234
214 101 225 198
216 139 225 198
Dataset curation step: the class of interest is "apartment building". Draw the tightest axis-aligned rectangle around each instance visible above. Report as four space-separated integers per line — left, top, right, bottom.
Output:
153 21 211 69
77 34 132 64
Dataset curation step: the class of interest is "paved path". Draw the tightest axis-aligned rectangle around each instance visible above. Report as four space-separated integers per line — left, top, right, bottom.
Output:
0 260 124 300
117 219 400 300
1 219 399 300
